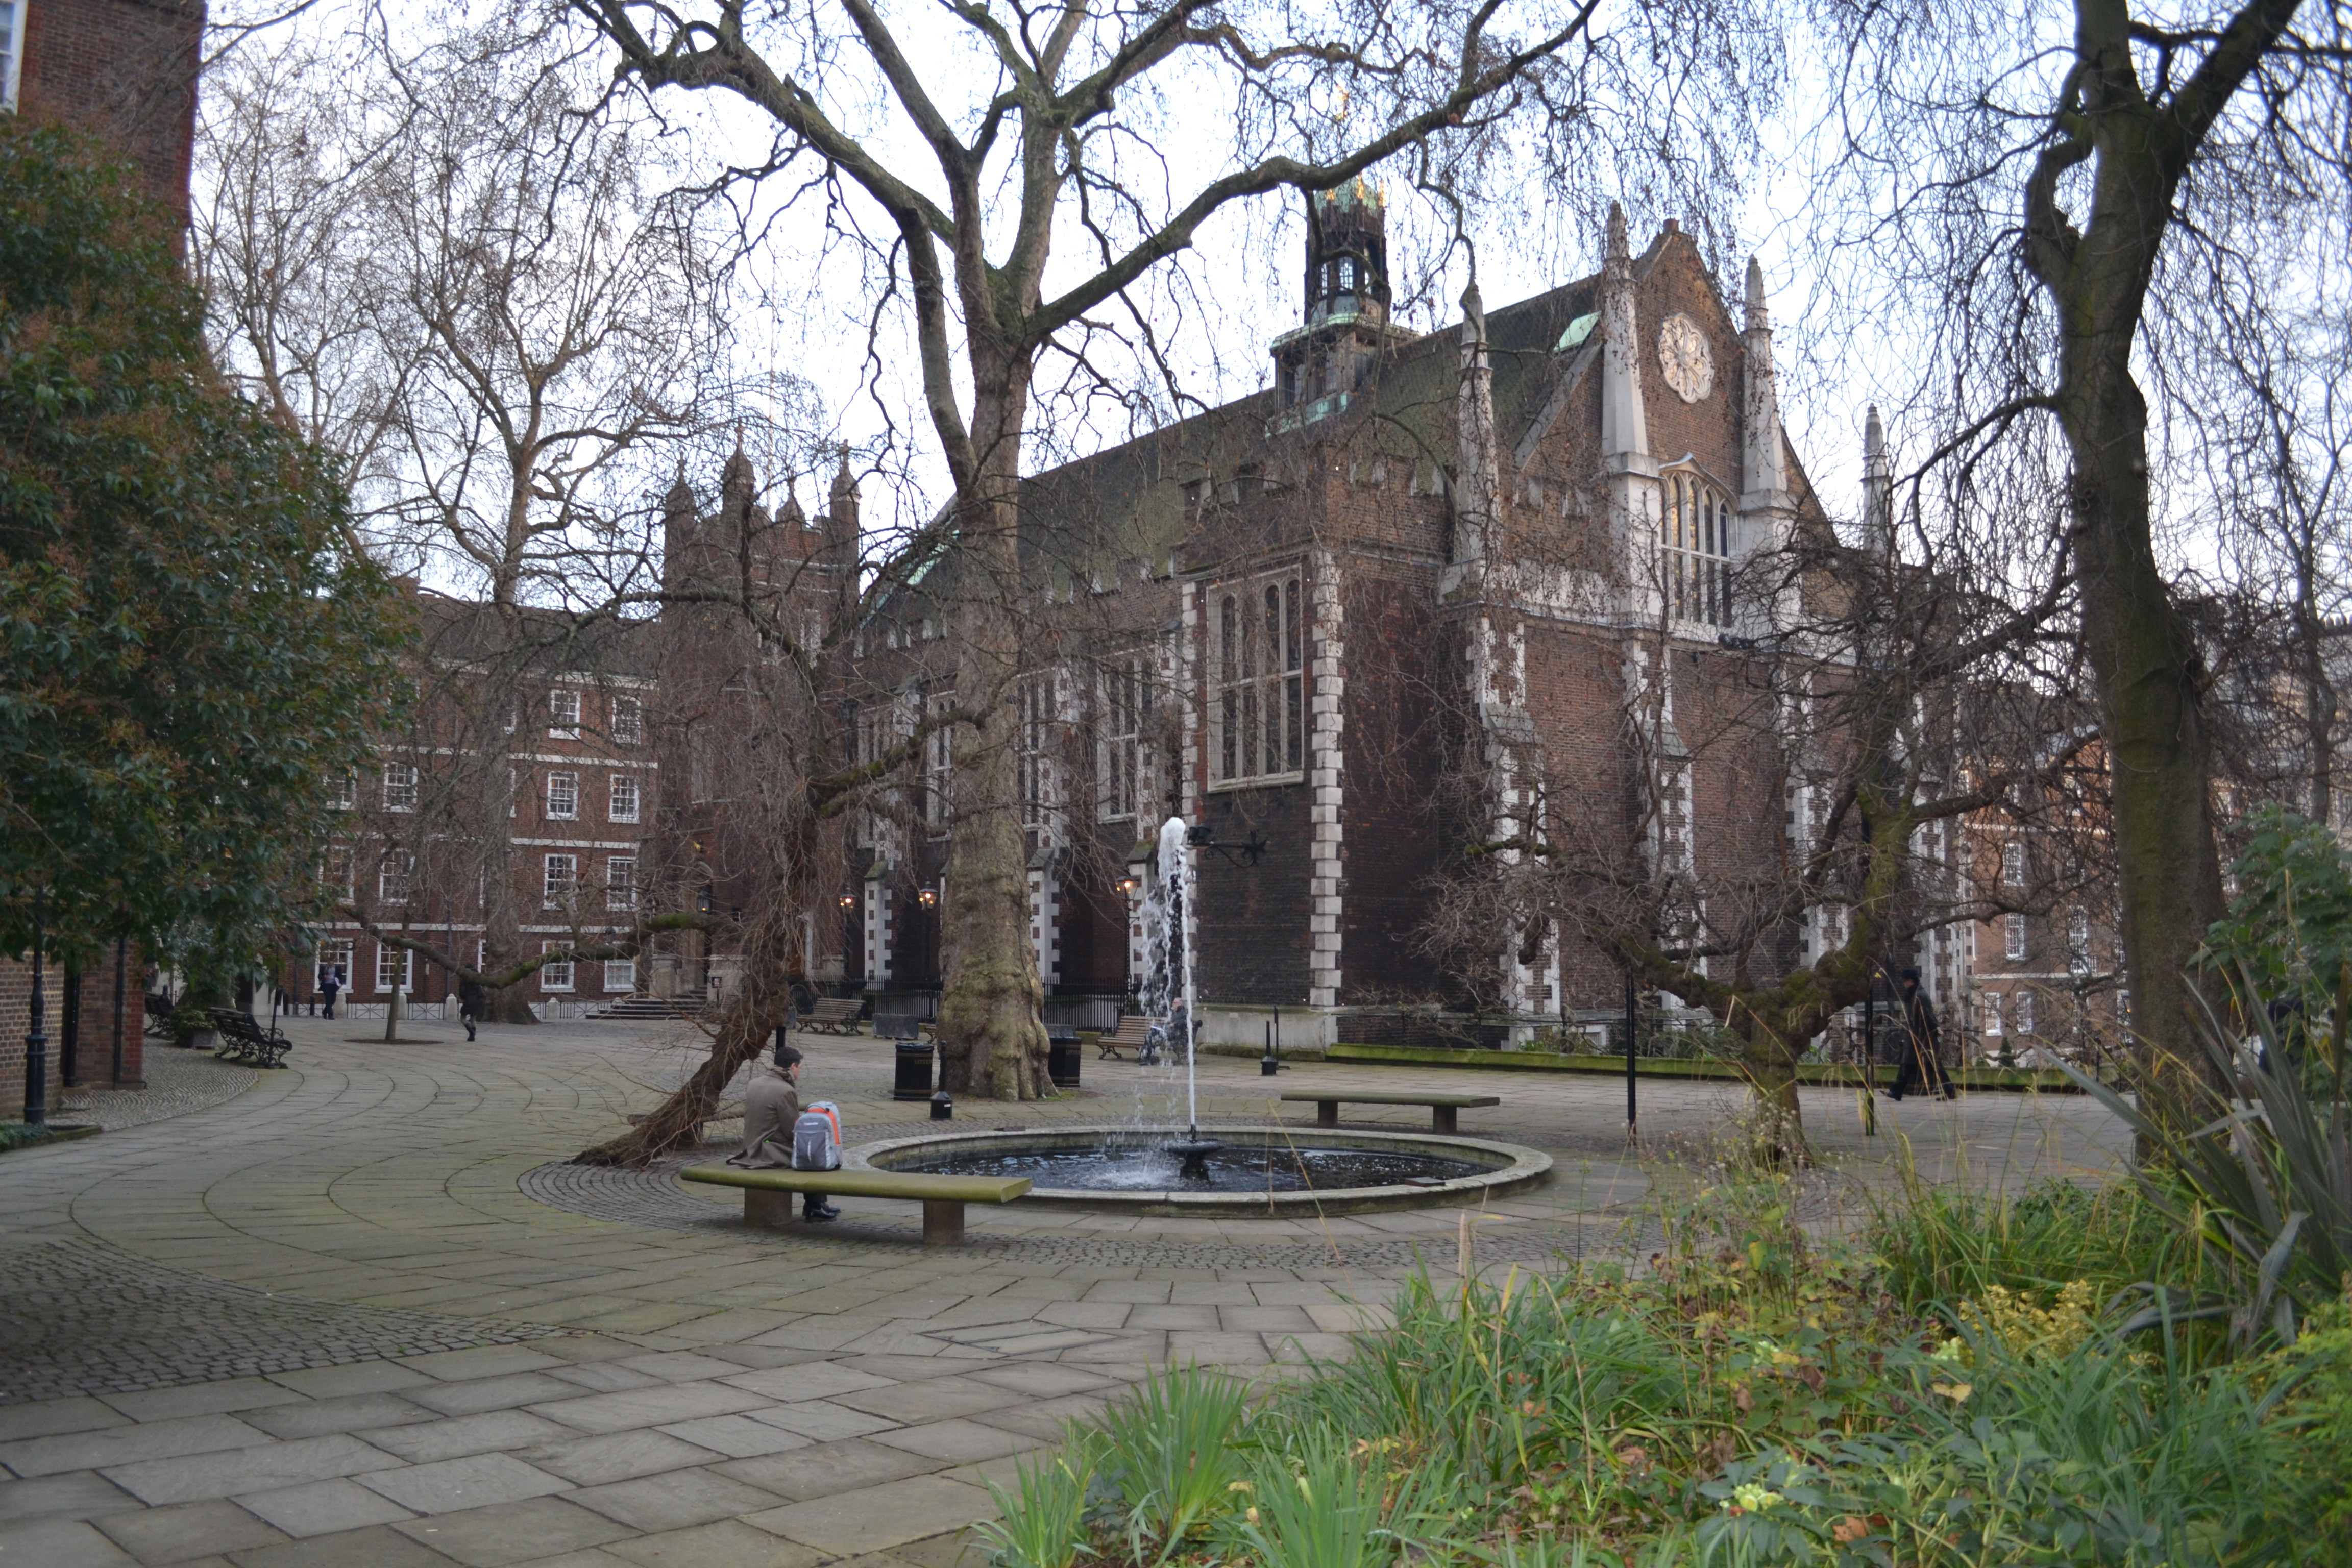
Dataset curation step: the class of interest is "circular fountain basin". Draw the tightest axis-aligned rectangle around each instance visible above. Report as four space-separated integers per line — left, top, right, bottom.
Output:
851 1124 1553 1215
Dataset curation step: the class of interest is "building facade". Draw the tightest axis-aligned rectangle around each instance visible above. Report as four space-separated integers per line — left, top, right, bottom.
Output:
838 193 1998 1049
5 0 203 226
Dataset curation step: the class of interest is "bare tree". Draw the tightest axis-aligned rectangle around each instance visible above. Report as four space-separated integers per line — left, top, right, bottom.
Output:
195 15 762 1023
572 0 1779 1097
1420 437 2105 1156
1796 0 2352 1127
194 31 410 516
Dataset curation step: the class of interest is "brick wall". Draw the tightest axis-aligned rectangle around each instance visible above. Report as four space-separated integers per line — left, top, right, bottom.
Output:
1 948 144 1119
19 0 203 228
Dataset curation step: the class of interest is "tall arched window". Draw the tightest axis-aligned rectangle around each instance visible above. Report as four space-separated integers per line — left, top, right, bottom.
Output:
1213 572 1304 784
1660 471 1733 627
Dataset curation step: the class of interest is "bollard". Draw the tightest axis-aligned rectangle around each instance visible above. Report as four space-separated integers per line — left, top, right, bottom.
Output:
930 1091 952 1121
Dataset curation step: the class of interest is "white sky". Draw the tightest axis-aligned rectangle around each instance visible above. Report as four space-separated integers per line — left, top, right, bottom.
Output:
206 0 2288 578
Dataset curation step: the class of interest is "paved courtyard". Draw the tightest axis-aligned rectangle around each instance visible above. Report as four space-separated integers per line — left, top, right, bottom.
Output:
1 1015 2129 1567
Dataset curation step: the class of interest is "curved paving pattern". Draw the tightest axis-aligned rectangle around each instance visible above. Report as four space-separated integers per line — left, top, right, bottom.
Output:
517 1154 1665 1270
0 1014 2129 1568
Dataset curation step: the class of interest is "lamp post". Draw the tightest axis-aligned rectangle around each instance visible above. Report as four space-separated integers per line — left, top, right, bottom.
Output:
110 935 129 1088
22 891 48 1126
1622 969 1637 1146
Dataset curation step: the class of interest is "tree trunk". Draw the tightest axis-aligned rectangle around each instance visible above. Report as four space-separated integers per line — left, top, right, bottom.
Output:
2053 231 2231 1131
935 348 1050 1099
575 866 812 1166
2069 386 2230 1127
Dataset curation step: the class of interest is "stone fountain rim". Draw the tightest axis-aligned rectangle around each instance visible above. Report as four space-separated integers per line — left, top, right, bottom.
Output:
846 1122 1554 1216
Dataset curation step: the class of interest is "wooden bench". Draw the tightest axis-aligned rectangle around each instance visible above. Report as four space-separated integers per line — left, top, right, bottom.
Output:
798 997 866 1035
680 1164 1030 1244
1096 1014 1156 1060
207 1008 292 1069
1281 1089 1501 1134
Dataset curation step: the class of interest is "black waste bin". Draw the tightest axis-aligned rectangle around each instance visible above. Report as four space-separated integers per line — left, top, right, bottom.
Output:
1047 1028 1082 1090
893 1040 934 1101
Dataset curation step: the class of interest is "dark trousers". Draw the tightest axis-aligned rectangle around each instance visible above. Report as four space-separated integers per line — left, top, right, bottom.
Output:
1891 1034 1946 1098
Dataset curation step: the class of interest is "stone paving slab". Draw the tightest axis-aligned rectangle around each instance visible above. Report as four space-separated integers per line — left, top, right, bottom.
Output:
0 1015 2130 1567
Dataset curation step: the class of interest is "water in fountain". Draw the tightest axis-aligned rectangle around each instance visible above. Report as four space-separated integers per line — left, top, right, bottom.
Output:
1139 815 1218 1178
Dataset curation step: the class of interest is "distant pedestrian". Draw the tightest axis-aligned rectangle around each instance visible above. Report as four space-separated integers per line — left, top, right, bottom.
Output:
320 966 342 1020
1888 968 1952 1100
458 977 485 1041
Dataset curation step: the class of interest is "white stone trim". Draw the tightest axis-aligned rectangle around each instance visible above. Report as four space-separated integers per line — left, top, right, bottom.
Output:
1308 549 1346 1008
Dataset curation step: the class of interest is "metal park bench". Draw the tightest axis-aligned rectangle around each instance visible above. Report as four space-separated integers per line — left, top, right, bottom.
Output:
206 1008 292 1069
680 1164 1030 1244
1096 1014 1156 1061
1280 1089 1501 1134
798 997 866 1035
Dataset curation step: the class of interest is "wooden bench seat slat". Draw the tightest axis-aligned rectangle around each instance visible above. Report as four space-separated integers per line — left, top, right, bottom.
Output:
682 1162 1027 1246
1279 1089 1500 1133
680 1164 1028 1204
1096 1016 1156 1059
1278 1091 1501 1108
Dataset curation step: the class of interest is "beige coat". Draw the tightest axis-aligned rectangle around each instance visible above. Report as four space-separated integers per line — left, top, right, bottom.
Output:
727 1063 801 1168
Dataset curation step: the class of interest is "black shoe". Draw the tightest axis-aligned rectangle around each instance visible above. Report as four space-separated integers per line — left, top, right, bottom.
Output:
1885 1090 1904 1101
803 1203 841 1222
1943 1087 1959 1100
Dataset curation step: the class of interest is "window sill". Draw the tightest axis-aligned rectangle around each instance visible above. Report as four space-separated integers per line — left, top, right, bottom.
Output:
1207 771 1305 793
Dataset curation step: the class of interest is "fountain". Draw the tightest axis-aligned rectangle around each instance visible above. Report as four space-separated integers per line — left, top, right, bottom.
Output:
849 817 1552 1216
1144 816 1221 1181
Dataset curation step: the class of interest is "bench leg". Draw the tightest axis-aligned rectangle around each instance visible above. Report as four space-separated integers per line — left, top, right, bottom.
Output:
1432 1106 1458 1135
1317 1101 1339 1128
922 1199 965 1245
745 1189 800 1230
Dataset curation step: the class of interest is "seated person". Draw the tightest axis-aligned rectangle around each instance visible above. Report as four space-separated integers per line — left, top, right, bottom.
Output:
727 1041 840 1221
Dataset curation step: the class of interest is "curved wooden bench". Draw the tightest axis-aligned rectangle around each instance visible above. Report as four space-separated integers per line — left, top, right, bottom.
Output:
681 1164 1029 1244
1280 1089 1500 1133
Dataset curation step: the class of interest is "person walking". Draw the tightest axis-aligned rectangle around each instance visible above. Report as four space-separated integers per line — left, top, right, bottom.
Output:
457 977 484 1042
1887 968 1953 1100
320 965 342 1020
726 1041 840 1221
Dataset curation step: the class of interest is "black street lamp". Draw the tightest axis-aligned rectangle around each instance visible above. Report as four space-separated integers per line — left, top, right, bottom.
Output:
22 891 48 1127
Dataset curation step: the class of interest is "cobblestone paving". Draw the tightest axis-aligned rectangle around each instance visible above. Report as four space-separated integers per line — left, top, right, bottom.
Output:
0 1016 2127 1568
518 1139 1686 1271
0 1239 564 1404
59 1046 255 1132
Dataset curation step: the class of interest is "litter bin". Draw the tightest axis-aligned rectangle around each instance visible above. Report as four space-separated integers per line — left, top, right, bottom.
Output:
1047 1028 1082 1090
893 1040 934 1101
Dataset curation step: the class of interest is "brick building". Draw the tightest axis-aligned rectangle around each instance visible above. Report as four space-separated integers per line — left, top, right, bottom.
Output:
835 191 1980 1047
4 0 204 227
306 590 660 1020
2 942 143 1118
